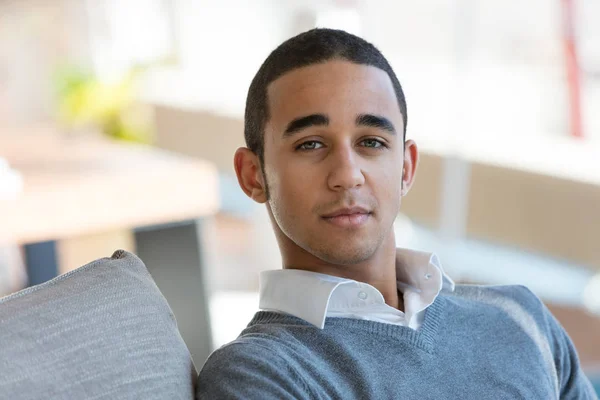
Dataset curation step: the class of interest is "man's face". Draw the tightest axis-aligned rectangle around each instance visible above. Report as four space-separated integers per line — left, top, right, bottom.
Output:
261 60 407 265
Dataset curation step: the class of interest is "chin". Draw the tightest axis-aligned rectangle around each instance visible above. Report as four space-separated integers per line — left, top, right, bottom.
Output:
309 240 377 266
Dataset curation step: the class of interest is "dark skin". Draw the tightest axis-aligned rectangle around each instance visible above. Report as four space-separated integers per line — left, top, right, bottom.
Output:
235 60 418 312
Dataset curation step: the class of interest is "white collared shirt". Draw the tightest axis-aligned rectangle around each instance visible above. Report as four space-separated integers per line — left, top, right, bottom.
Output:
259 249 455 330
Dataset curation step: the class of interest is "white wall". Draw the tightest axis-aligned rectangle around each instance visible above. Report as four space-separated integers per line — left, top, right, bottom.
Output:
154 0 294 115
358 0 598 143
0 0 91 125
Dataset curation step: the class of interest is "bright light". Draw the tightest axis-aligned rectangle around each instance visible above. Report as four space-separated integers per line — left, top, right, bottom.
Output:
316 8 362 36
583 273 600 315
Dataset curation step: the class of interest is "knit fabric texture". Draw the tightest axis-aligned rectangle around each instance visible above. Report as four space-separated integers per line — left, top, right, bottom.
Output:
198 284 597 399
0 250 196 400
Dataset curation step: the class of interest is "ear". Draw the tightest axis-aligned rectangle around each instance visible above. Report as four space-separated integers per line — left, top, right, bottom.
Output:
401 139 419 197
234 147 268 203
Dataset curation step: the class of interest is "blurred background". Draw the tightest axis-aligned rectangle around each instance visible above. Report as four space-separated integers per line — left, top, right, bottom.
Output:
0 0 599 390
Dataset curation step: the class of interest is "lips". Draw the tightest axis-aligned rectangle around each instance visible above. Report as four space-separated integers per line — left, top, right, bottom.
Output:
322 206 371 218
321 206 372 228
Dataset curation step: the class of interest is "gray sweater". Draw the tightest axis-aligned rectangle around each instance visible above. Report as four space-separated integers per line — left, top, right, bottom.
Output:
197 284 597 399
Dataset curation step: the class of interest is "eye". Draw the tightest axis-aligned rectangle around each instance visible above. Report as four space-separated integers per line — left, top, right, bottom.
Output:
297 141 324 151
360 138 386 149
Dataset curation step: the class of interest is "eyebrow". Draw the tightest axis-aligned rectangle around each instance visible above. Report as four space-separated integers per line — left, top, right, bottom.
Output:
283 114 329 137
282 113 396 137
356 114 396 134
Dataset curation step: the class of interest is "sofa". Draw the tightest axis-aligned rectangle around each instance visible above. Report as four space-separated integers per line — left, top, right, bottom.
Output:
0 250 198 399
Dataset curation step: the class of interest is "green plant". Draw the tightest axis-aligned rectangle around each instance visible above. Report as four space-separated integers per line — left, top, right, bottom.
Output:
53 65 153 144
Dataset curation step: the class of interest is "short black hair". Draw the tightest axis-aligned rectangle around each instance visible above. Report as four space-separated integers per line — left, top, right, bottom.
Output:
244 28 407 163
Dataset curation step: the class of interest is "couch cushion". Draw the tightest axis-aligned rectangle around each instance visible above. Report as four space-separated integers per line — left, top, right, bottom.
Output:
0 249 196 400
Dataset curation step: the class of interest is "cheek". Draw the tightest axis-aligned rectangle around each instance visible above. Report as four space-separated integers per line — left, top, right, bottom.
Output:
268 160 318 214
372 164 403 210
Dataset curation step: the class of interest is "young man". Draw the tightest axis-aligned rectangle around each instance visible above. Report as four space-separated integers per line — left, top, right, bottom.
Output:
197 29 597 399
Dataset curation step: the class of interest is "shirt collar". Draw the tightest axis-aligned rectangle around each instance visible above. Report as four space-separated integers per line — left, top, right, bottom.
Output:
259 248 455 328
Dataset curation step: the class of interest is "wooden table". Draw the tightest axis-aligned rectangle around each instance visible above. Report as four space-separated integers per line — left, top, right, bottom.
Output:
0 126 220 368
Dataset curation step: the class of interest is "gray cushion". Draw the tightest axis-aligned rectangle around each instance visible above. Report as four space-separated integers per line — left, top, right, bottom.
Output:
0 250 196 400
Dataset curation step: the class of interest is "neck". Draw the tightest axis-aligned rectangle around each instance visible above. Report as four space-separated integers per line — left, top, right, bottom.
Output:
279 229 402 311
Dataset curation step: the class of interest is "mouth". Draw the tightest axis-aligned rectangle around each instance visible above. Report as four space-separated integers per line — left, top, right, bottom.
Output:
321 207 372 228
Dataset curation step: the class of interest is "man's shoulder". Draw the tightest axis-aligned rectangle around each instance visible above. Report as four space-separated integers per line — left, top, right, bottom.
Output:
443 284 561 357
200 324 305 375
452 283 542 305
447 283 548 321
205 332 289 364
197 332 314 399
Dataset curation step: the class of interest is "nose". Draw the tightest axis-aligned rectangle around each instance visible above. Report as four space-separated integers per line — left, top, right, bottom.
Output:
326 145 365 191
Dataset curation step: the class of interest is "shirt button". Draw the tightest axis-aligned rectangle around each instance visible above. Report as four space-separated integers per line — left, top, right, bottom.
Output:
424 273 432 280
358 291 368 300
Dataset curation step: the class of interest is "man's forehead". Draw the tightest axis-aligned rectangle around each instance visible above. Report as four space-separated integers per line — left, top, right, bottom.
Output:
267 60 393 96
265 61 398 119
